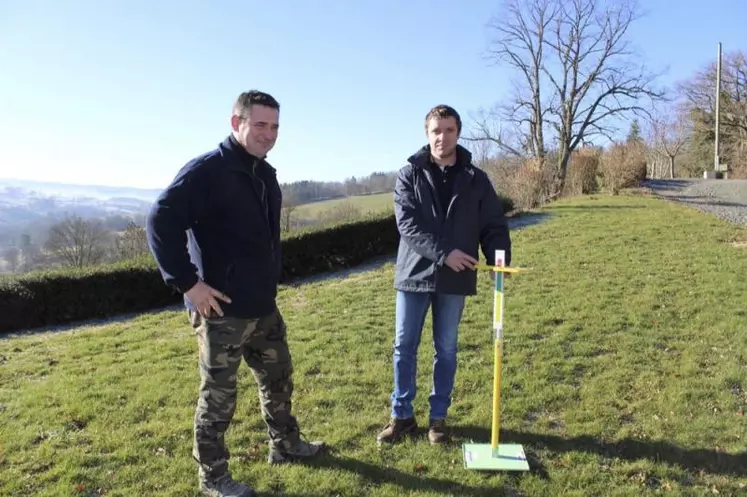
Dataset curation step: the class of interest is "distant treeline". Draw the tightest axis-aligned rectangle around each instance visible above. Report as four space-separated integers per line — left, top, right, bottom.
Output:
281 171 397 205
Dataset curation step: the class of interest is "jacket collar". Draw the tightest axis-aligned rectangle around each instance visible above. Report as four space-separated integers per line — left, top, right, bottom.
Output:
408 144 475 218
407 143 474 171
220 136 277 175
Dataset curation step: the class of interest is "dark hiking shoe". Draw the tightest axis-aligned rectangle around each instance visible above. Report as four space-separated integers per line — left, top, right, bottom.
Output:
428 418 449 444
199 473 256 497
268 433 326 464
376 417 417 445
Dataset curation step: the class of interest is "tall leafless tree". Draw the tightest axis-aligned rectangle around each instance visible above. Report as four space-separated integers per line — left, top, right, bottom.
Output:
462 135 495 167
649 108 688 179
45 215 110 268
679 50 747 173
112 221 149 261
468 0 664 193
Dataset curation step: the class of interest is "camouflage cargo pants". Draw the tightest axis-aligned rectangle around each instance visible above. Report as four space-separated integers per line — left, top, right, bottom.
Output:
189 307 299 479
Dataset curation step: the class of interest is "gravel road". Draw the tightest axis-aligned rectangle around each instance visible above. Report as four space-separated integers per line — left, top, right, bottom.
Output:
643 178 747 226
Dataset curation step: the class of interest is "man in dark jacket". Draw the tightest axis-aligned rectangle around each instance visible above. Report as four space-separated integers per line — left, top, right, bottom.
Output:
146 90 325 497
377 104 512 446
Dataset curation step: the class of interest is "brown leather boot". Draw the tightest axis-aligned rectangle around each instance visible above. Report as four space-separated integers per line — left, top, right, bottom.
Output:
376 417 417 445
428 418 449 445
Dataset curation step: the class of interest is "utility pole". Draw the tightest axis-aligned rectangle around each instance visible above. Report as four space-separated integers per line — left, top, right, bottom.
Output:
714 42 722 174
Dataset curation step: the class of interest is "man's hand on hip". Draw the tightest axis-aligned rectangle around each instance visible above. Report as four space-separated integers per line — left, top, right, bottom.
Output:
444 249 478 272
185 280 232 318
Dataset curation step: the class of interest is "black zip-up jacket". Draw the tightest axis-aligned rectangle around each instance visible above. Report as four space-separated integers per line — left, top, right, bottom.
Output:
146 136 282 319
393 144 512 295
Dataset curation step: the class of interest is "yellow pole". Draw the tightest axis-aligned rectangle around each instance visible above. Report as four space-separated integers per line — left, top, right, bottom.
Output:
491 335 502 450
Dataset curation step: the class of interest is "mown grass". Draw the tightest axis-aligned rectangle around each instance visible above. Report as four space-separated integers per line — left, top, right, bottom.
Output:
295 192 393 219
1 193 746 496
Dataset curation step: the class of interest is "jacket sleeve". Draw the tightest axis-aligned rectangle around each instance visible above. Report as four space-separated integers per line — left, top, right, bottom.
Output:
479 175 512 267
145 161 207 293
394 166 451 265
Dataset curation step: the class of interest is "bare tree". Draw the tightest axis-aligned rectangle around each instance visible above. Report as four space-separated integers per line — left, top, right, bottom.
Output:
644 146 666 179
679 50 747 173
280 193 300 234
45 215 110 268
112 221 149 261
318 201 361 224
649 108 688 179
461 135 496 167
344 177 361 196
17 234 44 273
469 0 664 194
2 247 20 272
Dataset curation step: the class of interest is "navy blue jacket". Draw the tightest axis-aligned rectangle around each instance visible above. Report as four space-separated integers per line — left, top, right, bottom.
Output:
393 144 512 295
146 136 282 319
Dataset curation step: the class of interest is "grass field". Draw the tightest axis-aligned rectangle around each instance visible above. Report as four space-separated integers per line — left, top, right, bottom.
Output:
1 193 747 496
294 192 393 219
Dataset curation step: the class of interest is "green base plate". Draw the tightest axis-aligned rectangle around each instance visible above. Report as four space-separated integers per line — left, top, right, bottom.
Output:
462 443 530 471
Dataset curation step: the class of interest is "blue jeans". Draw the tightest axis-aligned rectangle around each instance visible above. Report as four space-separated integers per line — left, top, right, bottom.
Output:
390 290 466 420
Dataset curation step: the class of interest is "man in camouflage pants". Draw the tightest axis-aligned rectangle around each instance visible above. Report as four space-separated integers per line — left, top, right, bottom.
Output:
147 90 325 497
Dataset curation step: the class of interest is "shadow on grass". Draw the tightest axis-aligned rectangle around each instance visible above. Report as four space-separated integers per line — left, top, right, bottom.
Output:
642 179 698 191
507 211 552 229
457 426 747 477
0 303 186 341
545 205 647 210
294 451 514 497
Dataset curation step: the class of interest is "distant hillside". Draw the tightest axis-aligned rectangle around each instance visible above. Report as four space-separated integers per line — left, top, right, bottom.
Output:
0 178 162 203
0 172 399 229
0 178 158 228
294 192 393 218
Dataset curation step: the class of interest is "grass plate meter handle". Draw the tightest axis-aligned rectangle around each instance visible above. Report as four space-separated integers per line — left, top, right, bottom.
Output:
462 250 532 471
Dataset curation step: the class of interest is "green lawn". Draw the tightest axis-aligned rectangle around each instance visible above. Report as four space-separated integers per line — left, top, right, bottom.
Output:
1 193 747 496
295 192 393 219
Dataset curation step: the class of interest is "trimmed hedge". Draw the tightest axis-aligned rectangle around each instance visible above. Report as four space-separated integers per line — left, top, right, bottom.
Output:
0 256 182 334
0 212 399 334
0 195 514 334
281 212 399 281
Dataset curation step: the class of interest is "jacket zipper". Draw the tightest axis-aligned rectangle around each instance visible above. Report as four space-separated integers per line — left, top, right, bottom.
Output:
237 161 277 261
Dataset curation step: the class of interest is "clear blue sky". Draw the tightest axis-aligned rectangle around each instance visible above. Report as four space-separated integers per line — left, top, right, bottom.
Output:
1 0 744 189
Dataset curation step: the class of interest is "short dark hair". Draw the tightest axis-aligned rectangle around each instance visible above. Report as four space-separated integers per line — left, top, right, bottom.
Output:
233 90 280 116
425 104 461 133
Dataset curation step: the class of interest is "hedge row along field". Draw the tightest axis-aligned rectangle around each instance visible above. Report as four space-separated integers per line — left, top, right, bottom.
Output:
0 195 514 334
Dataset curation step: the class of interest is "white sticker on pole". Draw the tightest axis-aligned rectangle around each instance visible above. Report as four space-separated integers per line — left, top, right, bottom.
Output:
493 249 505 338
